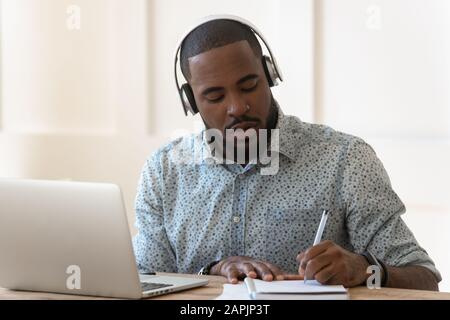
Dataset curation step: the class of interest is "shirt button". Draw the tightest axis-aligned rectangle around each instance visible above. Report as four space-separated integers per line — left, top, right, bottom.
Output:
233 216 240 224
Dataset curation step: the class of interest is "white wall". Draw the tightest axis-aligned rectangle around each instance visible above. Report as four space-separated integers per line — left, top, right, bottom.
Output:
0 0 158 232
148 0 314 135
316 0 450 291
0 0 313 230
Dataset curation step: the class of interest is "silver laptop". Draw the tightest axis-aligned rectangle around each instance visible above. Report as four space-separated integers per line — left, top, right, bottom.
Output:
0 178 208 299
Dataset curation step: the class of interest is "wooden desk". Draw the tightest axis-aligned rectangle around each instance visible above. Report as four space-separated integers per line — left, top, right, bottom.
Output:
1 273 449 300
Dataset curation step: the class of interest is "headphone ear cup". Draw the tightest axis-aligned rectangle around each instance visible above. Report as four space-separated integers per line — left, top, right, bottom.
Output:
262 55 278 87
180 83 198 115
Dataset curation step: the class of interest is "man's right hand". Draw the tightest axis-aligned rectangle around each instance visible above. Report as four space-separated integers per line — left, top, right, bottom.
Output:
209 256 289 284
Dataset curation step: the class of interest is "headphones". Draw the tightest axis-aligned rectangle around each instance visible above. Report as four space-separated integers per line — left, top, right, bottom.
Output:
174 14 283 116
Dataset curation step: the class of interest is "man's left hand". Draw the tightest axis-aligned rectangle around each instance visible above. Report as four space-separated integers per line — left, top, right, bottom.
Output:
297 240 370 287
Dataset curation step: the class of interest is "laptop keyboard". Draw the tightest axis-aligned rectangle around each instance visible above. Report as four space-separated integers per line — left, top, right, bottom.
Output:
141 282 173 292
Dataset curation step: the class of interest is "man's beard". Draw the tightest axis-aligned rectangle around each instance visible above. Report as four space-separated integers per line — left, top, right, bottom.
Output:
203 97 279 165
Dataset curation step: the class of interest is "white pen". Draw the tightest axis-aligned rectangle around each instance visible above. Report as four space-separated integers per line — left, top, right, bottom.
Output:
244 277 257 300
304 209 329 283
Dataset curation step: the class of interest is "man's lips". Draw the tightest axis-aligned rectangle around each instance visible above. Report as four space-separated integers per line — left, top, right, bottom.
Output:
229 121 259 131
226 121 260 142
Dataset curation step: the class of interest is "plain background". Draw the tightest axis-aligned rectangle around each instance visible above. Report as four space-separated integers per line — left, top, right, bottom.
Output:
0 0 449 291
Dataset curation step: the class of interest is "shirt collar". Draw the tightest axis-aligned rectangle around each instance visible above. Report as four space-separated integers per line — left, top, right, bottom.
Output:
272 105 297 161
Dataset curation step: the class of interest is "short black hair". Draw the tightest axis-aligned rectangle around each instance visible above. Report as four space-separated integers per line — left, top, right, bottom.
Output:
180 19 263 80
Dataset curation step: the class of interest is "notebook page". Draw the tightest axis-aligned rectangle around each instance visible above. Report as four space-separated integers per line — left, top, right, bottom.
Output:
252 279 347 294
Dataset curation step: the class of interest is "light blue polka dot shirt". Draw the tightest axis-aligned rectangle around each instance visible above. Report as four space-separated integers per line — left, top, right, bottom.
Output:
132 106 441 281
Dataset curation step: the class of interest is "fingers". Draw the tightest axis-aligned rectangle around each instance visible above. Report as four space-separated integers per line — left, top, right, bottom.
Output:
296 252 305 263
296 242 362 286
218 257 286 283
283 274 304 280
264 262 285 280
313 263 339 284
298 264 305 277
298 240 334 271
253 262 275 281
224 263 257 284
239 262 257 279
304 252 333 281
225 265 241 284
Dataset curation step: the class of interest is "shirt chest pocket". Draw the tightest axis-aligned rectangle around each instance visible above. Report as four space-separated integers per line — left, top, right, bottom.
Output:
264 208 321 273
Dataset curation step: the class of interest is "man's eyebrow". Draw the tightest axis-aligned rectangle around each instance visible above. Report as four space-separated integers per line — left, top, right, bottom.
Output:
202 86 224 96
237 74 259 85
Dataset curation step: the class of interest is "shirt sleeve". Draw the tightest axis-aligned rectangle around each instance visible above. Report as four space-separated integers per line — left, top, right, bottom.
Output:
342 139 442 282
132 151 177 273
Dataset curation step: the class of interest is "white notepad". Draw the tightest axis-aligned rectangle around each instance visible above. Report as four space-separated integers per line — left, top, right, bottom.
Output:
244 278 348 300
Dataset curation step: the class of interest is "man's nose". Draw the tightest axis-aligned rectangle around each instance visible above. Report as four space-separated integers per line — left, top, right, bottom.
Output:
226 94 248 118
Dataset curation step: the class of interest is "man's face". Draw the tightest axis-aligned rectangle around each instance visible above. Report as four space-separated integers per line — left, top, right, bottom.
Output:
187 40 273 137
